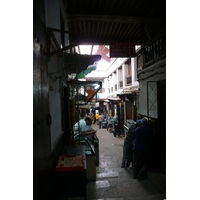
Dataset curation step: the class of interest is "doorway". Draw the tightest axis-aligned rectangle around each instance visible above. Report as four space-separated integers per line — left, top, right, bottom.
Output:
157 80 166 171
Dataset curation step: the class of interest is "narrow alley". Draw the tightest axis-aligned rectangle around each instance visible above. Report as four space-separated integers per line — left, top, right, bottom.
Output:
72 124 166 200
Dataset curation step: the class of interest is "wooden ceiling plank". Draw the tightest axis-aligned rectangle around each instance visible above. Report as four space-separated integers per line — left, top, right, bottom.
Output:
69 14 141 24
127 0 137 13
104 23 109 37
79 21 82 34
121 0 132 13
93 0 97 9
95 22 100 38
111 23 119 37
107 22 114 37
121 23 132 38
111 0 117 10
127 24 138 37
100 23 104 38
87 0 90 9
118 23 130 38
116 0 124 12
129 23 141 37
115 22 123 37
93 21 95 37
73 0 76 9
80 0 83 9
74 21 77 34
88 22 90 36
98 0 102 10
104 0 111 11
126 25 136 37
134 0 145 12
84 22 86 35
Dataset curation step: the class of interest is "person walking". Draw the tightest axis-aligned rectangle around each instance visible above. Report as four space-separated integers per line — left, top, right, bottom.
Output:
98 113 103 129
121 120 142 168
112 122 120 137
95 111 99 125
132 117 150 179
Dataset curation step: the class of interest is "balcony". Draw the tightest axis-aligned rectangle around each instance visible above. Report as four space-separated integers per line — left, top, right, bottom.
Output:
143 34 166 69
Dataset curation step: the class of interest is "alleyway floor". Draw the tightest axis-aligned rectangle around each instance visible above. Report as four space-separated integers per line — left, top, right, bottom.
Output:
70 124 166 200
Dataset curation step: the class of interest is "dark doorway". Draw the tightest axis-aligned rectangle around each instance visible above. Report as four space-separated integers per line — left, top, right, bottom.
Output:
157 80 166 171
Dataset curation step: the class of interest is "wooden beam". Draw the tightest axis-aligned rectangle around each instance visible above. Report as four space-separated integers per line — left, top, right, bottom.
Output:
50 30 60 50
90 45 93 55
69 14 142 24
47 27 70 34
48 44 77 57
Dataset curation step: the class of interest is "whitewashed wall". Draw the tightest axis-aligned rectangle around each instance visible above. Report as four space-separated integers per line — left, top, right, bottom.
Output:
138 61 166 117
45 0 64 148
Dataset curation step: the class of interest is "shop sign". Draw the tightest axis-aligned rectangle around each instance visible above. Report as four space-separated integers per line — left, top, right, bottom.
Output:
110 42 135 58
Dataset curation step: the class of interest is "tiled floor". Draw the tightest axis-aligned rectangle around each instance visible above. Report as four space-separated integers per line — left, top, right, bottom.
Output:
69 124 166 200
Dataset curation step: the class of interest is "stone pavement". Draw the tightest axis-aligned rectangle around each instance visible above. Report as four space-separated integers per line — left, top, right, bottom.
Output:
70 124 166 200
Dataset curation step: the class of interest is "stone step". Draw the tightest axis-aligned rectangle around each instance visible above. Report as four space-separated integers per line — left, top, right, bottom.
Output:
148 170 166 194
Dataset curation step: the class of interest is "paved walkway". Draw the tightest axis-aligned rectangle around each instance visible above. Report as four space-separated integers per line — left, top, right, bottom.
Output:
84 124 166 200
67 124 166 200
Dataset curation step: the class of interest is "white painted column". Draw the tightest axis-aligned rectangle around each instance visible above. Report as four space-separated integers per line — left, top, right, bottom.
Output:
122 64 126 88
116 69 119 91
131 57 135 85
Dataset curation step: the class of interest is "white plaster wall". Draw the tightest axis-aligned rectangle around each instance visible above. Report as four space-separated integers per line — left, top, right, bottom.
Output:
104 78 109 94
118 69 122 82
110 75 114 94
106 58 128 76
122 64 126 88
113 72 117 95
45 0 61 44
138 80 148 116
45 0 62 148
102 81 105 90
124 64 129 78
138 63 166 117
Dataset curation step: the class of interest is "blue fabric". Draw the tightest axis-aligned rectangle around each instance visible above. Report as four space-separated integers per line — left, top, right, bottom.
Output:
121 140 133 167
125 124 136 146
133 126 149 153
99 121 102 129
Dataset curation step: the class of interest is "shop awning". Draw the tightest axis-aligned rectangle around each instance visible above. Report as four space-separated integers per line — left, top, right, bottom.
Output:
118 86 139 95
117 86 139 103
108 96 122 103
63 53 101 75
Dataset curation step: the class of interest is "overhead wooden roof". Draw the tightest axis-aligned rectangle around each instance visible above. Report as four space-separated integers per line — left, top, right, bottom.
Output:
64 0 166 45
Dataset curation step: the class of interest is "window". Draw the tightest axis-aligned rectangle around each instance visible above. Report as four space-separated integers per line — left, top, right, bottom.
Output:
111 87 113 93
127 77 132 85
115 84 117 91
119 81 123 88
